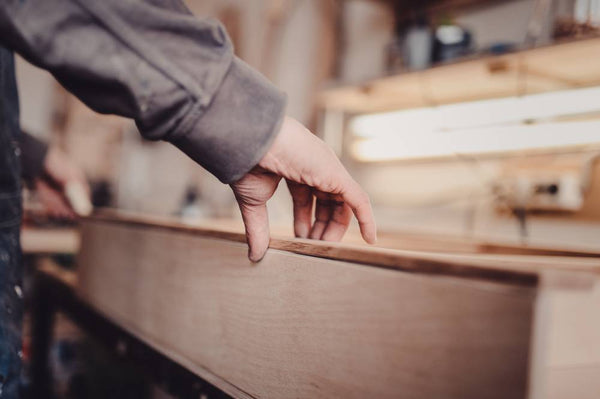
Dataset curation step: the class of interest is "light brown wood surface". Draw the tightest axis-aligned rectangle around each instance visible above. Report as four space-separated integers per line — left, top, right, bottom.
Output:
89 210 600 288
547 365 600 399
77 217 539 399
367 230 600 259
21 227 80 255
93 209 600 259
76 213 600 398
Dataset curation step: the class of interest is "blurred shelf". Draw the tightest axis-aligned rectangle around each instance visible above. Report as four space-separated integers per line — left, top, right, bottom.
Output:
370 0 510 14
319 36 600 114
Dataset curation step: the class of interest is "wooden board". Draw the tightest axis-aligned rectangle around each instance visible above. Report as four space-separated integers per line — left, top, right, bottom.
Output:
77 216 540 399
76 213 600 398
372 230 600 259
88 211 600 287
547 365 600 399
547 284 600 367
115 211 600 258
21 227 80 255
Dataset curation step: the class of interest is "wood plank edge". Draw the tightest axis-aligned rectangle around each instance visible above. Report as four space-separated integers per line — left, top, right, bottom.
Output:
86 210 540 287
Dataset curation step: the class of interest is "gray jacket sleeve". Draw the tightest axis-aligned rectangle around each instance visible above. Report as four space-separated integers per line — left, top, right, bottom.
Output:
0 0 286 183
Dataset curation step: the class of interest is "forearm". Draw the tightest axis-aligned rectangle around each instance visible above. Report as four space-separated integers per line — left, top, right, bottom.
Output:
0 0 285 183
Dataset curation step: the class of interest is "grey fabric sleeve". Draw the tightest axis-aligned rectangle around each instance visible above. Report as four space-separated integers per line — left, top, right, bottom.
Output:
19 131 49 183
0 0 286 183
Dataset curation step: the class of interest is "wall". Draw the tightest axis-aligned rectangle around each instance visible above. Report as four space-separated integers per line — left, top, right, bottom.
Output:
338 0 600 250
350 150 600 251
14 0 600 248
454 0 539 48
15 57 55 138
339 0 394 82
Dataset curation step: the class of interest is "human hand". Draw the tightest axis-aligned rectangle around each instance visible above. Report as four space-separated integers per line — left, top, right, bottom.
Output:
36 146 91 219
34 179 77 219
231 116 377 262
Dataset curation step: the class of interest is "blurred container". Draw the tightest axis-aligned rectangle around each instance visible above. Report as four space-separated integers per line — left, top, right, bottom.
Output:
433 20 472 63
403 15 433 70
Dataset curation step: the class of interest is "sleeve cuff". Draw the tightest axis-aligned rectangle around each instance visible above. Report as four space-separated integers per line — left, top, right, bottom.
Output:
170 57 286 184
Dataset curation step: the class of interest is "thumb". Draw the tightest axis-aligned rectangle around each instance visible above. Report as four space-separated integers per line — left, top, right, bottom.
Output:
238 202 271 262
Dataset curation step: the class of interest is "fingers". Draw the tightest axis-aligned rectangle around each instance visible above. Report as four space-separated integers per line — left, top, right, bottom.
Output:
36 180 77 220
287 183 372 244
291 177 376 245
339 179 377 244
231 169 282 262
309 193 332 240
286 180 313 238
238 202 271 262
258 116 377 245
321 200 352 241
308 171 377 244
307 191 352 242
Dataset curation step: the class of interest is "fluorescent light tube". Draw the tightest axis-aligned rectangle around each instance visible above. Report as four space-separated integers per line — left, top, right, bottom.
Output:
353 120 600 162
350 86 600 161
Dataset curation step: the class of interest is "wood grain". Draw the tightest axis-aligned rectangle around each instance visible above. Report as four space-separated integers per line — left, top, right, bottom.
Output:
373 230 600 258
546 283 600 367
88 210 600 288
547 365 600 399
77 219 537 399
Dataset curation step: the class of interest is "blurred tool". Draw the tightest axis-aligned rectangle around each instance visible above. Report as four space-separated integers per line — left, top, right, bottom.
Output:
65 181 93 217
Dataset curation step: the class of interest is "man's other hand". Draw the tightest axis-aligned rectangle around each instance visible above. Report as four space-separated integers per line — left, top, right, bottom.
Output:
36 146 90 219
231 117 377 262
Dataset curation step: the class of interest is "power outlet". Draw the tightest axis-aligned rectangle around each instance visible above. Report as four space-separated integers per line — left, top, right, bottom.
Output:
495 173 584 212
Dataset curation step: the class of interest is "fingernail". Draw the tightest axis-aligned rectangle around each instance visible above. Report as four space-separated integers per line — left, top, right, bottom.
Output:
372 231 378 245
248 249 264 263
365 230 377 245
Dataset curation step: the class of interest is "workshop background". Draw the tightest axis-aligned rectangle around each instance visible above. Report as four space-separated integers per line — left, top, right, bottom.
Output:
15 0 600 398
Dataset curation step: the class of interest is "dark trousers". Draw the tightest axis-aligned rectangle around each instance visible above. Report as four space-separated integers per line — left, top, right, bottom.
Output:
0 46 24 398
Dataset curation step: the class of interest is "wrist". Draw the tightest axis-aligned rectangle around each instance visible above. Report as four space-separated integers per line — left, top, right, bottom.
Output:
257 116 295 174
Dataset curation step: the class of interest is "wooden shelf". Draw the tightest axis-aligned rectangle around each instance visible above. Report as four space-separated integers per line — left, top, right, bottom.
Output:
366 0 507 13
319 36 600 114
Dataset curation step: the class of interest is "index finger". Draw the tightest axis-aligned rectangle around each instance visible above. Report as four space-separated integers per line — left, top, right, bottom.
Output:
339 177 377 245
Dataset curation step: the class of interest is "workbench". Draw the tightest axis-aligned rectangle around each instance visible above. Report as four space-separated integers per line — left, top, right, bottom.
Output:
32 211 600 398
29 260 233 399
